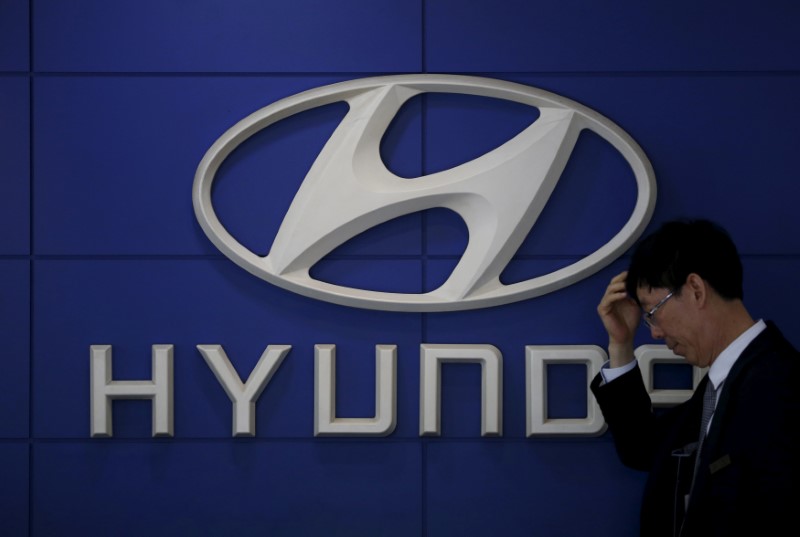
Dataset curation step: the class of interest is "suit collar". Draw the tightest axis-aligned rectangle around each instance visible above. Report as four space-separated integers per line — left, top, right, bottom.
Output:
707 319 765 390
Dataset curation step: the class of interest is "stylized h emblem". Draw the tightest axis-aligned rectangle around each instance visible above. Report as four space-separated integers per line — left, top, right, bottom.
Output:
193 75 656 311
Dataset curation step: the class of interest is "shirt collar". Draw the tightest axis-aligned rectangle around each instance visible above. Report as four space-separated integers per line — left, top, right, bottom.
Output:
707 319 766 389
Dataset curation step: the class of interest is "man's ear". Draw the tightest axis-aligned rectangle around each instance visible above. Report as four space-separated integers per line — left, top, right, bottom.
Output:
685 273 708 307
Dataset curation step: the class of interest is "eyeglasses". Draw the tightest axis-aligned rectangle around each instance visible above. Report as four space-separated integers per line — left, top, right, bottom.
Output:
642 291 674 328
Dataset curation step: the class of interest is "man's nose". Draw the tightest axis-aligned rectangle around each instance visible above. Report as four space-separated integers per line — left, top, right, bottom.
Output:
649 324 665 339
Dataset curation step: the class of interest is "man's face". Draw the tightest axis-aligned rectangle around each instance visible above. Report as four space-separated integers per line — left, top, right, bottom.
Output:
637 285 708 367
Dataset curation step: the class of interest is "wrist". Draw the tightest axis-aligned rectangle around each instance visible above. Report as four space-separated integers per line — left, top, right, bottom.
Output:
608 340 635 368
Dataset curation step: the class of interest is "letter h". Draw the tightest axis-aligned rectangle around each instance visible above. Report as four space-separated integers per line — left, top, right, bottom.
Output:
90 345 174 437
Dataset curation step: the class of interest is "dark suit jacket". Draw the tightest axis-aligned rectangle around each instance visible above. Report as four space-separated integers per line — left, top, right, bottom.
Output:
591 322 799 537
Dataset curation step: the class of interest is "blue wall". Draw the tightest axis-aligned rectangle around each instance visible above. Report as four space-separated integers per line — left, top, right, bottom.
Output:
2 1 800 535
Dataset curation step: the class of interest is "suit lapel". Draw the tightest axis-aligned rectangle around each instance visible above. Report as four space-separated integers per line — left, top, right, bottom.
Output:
687 324 776 507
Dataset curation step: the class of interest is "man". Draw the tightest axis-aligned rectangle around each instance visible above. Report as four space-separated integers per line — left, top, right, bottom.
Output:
591 219 798 537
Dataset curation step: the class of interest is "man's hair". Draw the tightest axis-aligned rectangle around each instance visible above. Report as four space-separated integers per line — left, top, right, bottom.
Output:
625 219 744 304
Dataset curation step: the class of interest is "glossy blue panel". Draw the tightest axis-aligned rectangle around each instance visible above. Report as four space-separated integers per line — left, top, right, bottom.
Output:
33 442 421 536
426 441 644 537
422 92 540 177
426 0 800 72
0 261 29 438
743 258 800 350
0 77 30 254
0 444 28 536
0 0 28 71
508 74 800 256
34 76 348 255
33 259 422 438
34 0 421 72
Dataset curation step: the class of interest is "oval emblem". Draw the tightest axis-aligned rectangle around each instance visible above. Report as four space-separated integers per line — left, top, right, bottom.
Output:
193 75 656 311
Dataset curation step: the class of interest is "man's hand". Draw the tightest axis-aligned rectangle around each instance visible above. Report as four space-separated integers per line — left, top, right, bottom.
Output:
597 271 640 367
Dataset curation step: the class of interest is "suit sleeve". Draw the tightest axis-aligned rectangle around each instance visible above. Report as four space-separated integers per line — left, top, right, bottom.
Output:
591 363 661 471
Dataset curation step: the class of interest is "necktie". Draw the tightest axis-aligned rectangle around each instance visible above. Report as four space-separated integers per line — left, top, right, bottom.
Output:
690 378 718 496
699 379 717 441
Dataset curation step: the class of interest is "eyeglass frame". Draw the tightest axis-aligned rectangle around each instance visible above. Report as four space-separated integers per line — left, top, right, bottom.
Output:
642 291 674 328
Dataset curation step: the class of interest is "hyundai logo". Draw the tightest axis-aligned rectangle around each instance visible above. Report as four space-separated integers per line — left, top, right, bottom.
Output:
193 75 656 311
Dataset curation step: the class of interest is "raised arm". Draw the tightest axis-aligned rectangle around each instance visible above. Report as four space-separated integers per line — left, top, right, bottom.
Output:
596 271 641 368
